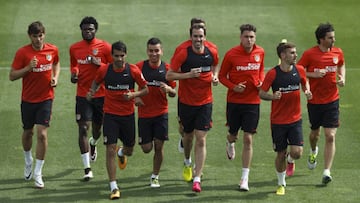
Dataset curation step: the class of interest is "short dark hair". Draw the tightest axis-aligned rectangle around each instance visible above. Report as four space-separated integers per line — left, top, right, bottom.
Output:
190 17 206 27
112 40 127 54
239 24 256 34
315 22 334 44
276 42 296 58
147 37 162 46
27 21 45 35
79 16 98 30
189 24 206 36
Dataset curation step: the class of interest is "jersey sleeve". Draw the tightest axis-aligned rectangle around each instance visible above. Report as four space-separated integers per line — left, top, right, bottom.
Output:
261 68 276 92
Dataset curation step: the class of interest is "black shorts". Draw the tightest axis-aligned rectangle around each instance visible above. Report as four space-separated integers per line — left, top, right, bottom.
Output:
75 96 104 125
21 99 53 129
226 103 259 135
103 113 135 147
138 113 169 145
271 119 304 152
179 102 212 133
307 100 339 129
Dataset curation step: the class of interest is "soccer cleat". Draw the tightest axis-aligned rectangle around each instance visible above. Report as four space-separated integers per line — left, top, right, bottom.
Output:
239 179 249 191
286 162 295 177
226 142 235 160
192 181 201 192
276 185 285 195
24 163 33 180
110 188 120 200
34 174 44 189
322 175 332 185
83 169 93 181
150 178 160 188
89 137 97 162
178 138 184 153
183 164 193 182
116 146 127 170
307 146 318 170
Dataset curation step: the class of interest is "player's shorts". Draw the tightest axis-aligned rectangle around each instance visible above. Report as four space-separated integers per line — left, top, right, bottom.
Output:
271 119 304 152
103 113 135 147
21 99 53 129
75 96 104 125
138 113 169 145
307 99 339 129
179 102 212 133
226 103 259 135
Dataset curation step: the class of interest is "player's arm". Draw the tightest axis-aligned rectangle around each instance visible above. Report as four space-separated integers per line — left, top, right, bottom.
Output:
166 68 201 81
337 63 345 87
51 61 60 87
9 57 36 81
87 80 100 101
69 49 79 83
259 88 281 101
159 82 176 97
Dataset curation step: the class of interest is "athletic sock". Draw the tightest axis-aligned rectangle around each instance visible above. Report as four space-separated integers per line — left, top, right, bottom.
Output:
34 159 45 176
241 168 250 180
81 152 91 169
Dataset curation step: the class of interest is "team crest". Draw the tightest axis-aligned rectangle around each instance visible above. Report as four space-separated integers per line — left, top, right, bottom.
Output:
92 49 98 56
46 54 52 61
254 54 260 62
333 57 338 64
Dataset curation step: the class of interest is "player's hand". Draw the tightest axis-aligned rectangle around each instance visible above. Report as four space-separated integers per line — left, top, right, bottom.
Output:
86 89 94 101
212 75 219 86
273 90 282 100
189 67 201 78
134 97 144 106
233 81 247 93
51 77 58 87
71 73 78 83
123 90 133 101
316 69 326 78
28 56 38 71
337 76 345 87
304 89 312 100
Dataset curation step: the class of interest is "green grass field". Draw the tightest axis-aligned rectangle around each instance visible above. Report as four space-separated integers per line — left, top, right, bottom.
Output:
1 0 360 202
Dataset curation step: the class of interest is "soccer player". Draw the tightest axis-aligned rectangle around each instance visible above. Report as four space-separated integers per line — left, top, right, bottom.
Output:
297 22 346 185
135 37 176 188
87 41 148 200
9 21 61 189
219 23 265 191
259 42 312 195
174 17 219 153
166 24 219 193
69 16 112 181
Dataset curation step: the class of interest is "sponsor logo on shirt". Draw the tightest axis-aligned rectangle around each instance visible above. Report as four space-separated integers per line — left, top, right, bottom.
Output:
107 84 130 90
32 63 52 72
147 80 161 87
236 63 260 71
279 84 300 93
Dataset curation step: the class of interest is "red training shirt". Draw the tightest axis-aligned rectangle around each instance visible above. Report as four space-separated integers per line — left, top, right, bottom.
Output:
69 38 112 98
219 44 265 104
11 43 59 103
297 46 344 104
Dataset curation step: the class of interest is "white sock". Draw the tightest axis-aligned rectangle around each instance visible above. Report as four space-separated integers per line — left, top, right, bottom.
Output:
184 158 192 166
277 171 286 187
193 176 201 183
117 148 124 156
24 150 33 165
81 152 91 168
241 168 250 180
323 169 331 176
110 181 118 191
34 159 45 176
151 174 159 179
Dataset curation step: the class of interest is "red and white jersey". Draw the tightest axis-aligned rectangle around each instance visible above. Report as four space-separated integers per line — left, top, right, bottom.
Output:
69 38 112 98
219 44 265 104
297 46 344 104
11 43 59 103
